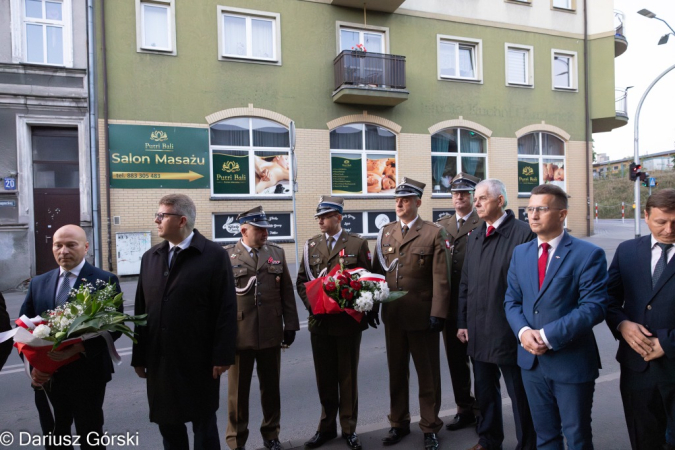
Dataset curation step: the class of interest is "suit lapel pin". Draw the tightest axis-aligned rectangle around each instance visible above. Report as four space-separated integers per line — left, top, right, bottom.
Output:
555 256 560 259
310 242 316 247
231 254 238 259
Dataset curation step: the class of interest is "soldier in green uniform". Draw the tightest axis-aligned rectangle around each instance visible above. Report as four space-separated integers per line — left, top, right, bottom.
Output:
296 196 373 450
436 173 483 431
224 206 300 450
373 178 450 450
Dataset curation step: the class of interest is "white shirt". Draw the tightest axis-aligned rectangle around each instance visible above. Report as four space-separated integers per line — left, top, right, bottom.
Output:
56 258 86 295
518 231 565 350
456 211 473 230
401 216 419 232
240 240 261 259
651 235 675 275
168 231 194 266
326 229 343 250
487 211 508 235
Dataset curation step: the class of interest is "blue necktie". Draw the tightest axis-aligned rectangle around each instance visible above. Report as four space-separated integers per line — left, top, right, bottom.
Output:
652 243 673 288
55 271 72 307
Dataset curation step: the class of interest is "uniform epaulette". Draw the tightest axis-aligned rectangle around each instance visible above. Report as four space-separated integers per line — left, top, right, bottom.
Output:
349 232 364 239
266 242 282 248
223 243 236 249
423 220 442 228
382 220 398 228
309 234 323 241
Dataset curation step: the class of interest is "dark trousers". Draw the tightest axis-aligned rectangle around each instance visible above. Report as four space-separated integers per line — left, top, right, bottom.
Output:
226 347 281 448
158 412 220 450
385 322 443 434
442 323 475 414
620 363 675 450
35 381 107 450
310 332 362 434
521 362 594 450
473 359 536 450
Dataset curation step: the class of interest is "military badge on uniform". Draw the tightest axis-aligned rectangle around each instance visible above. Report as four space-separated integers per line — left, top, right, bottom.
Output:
268 257 281 265
445 240 451 249
385 231 391 237
310 242 316 247
231 254 238 259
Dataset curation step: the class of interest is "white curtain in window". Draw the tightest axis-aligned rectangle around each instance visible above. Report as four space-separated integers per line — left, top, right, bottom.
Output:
364 33 383 53
518 133 539 155
508 49 527 84
251 19 273 59
553 0 571 8
554 55 570 87
143 5 169 49
459 45 475 78
224 15 247 56
46 26 63 64
439 41 457 77
46 1 62 20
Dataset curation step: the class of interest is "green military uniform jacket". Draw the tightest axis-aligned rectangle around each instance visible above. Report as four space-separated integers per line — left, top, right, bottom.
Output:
296 231 371 335
225 240 299 350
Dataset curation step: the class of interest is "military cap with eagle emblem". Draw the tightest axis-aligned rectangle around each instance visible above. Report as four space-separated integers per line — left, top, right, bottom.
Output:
236 206 273 228
314 195 344 217
394 177 425 198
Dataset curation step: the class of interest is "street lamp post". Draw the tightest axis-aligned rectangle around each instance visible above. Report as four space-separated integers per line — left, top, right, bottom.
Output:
633 9 675 238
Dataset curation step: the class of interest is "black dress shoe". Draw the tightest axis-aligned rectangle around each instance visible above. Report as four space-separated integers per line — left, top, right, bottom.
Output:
424 433 439 450
342 432 362 450
445 413 477 431
304 431 338 448
264 439 283 450
382 427 410 446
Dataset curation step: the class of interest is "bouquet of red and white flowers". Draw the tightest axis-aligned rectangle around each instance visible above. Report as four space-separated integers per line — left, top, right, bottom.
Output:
0 279 146 375
304 255 406 323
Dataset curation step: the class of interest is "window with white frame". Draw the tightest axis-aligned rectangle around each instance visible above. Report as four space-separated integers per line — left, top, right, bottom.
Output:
437 35 482 82
218 6 281 63
136 0 176 54
552 50 577 90
16 0 72 66
517 132 565 195
552 0 573 10
210 118 291 197
330 124 397 196
431 128 487 195
506 44 534 87
339 27 385 53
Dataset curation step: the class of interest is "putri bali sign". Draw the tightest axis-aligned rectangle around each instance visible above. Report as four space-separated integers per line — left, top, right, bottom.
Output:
109 125 209 189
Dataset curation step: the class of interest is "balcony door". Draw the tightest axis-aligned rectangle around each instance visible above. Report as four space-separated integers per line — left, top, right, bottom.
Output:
340 28 386 87
339 28 385 54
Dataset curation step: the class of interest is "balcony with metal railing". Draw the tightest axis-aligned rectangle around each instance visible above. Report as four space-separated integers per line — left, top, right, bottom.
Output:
615 88 629 118
332 50 409 106
614 10 628 57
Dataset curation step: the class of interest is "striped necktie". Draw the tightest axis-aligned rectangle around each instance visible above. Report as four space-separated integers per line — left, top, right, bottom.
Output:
55 271 72 307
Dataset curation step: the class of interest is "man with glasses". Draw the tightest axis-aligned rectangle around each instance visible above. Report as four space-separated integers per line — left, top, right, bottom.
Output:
296 196 373 450
457 179 536 450
132 194 237 450
505 184 608 450
436 173 482 432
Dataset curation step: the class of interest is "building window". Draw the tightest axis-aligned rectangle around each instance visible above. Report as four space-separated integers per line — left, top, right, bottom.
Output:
136 0 176 55
330 124 397 196
517 132 565 195
340 211 396 237
505 44 534 87
552 50 577 91
210 118 291 197
218 6 281 64
339 27 385 53
431 128 487 195
552 0 575 11
14 0 72 66
437 35 482 82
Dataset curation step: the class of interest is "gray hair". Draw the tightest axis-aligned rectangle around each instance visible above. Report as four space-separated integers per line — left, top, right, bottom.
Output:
476 178 508 209
159 194 196 230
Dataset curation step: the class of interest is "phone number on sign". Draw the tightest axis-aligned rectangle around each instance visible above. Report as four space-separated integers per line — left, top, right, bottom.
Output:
113 173 160 179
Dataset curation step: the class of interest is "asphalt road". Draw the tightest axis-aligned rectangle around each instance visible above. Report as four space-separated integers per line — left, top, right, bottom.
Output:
0 219 651 450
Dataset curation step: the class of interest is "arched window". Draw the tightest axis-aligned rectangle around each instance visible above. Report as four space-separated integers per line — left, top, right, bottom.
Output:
431 128 487 194
330 123 397 196
517 132 565 195
210 117 291 196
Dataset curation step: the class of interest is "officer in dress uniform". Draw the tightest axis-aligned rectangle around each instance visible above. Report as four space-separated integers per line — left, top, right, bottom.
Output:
224 206 300 450
373 178 450 450
296 196 374 450
436 173 483 431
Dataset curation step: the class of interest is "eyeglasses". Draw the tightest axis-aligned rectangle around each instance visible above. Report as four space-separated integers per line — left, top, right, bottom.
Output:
525 206 563 214
154 212 183 221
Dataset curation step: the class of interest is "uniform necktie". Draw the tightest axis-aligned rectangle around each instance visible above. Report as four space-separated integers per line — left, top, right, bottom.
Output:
169 247 180 269
652 243 673 288
251 248 259 265
328 237 335 252
55 271 72 307
486 225 495 237
402 225 409 238
538 243 550 290
458 218 465 230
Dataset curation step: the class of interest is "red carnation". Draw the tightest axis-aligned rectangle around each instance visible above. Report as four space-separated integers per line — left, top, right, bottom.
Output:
325 281 337 292
342 289 354 300
350 280 361 290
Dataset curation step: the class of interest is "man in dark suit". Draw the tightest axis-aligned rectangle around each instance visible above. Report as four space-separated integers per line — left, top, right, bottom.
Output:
0 292 12 370
296 196 372 450
373 178 450 450
20 224 121 450
607 188 675 450
505 184 609 450
132 194 237 450
436 172 482 431
457 179 536 450
224 206 299 450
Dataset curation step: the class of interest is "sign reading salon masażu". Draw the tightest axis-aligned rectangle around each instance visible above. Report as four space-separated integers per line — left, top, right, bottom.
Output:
109 124 209 189
332 153 362 194
518 160 539 193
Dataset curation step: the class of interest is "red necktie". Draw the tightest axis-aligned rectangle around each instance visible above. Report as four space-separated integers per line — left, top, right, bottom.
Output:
486 225 495 237
538 243 550 290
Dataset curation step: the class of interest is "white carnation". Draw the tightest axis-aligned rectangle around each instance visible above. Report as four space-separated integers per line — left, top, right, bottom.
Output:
374 282 390 302
354 291 374 312
33 324 51 339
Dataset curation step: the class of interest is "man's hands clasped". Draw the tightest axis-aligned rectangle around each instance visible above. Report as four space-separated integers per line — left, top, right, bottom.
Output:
618 320 662 361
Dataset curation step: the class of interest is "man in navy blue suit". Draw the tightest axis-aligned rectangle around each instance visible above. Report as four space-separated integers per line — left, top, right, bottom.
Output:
607 188 675 450
20 224 120 450
504 184 609 450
